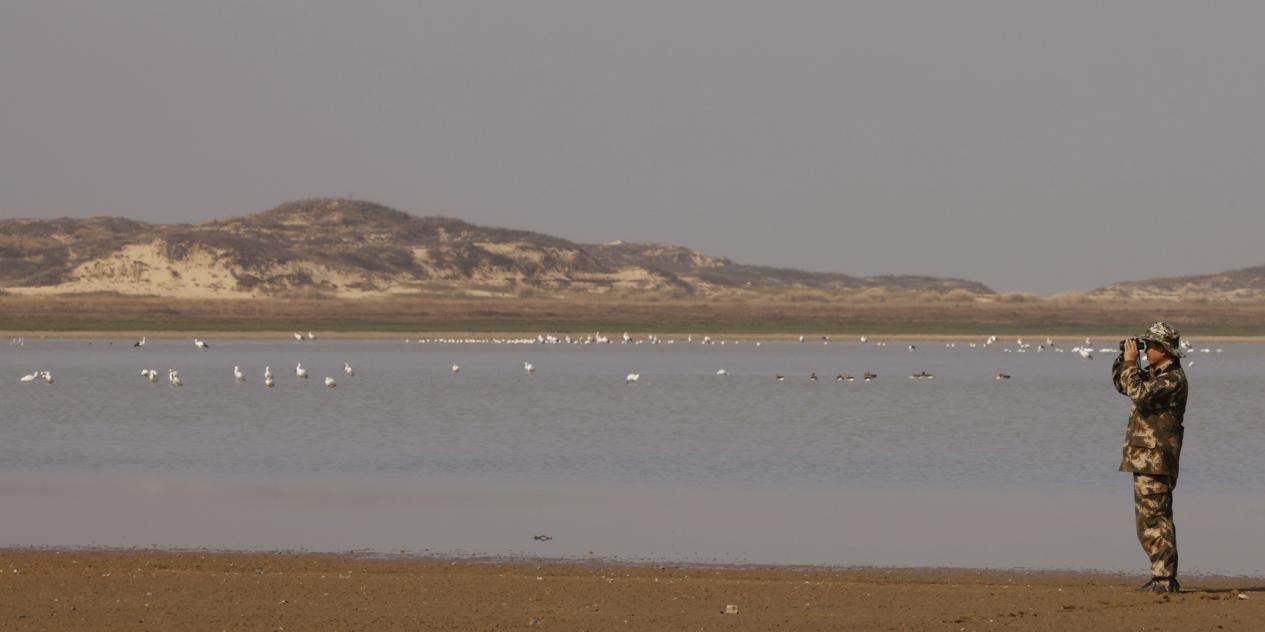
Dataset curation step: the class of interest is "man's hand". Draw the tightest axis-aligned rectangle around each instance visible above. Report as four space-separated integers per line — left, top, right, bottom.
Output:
1123 338 1139 363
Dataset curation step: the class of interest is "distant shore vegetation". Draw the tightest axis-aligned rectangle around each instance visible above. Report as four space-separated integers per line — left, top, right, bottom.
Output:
2 292 1263 336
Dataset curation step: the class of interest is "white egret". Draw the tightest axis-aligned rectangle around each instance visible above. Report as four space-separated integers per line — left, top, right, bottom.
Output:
324 376 337 388
625 373 640 383
296 363 308 379
20 370 39 383
194 339 209 350
344 362 354 377
233 366 246 382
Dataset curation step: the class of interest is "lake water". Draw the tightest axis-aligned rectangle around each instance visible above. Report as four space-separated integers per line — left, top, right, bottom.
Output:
2 336 1263 575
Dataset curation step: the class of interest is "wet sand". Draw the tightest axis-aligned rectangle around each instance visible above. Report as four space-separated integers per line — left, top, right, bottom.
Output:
2 550 1261 631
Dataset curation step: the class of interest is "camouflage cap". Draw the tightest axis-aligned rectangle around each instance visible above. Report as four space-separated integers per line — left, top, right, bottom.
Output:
1140 321 1185 358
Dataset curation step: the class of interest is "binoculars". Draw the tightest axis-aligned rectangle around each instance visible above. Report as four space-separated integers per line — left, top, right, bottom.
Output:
1118 338 1149 352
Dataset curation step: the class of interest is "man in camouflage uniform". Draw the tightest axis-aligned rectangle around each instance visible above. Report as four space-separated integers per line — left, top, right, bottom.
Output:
1112 322 1188 593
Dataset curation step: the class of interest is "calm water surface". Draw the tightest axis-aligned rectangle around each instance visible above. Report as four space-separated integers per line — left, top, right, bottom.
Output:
2 337 1262 574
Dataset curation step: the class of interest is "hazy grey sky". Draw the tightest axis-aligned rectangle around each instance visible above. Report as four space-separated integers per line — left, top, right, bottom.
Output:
3 1 1263 294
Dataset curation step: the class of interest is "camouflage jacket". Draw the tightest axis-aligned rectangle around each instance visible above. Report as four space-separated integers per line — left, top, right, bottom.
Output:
1112 355 1187 479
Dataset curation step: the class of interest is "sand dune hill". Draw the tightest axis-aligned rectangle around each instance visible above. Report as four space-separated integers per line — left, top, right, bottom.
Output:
1092 265 1265 301
0 199 994 299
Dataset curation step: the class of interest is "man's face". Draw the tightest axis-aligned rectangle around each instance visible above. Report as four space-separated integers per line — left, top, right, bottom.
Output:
1144 342 1169 365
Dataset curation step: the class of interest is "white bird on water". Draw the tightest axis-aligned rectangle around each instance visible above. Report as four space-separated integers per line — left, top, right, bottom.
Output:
451 364 460 373
296 363 309 379
194 339 209 350
265 374 275 388
20 370 39 383
523 362 535 373
324 376 337 388
168 369 183 387
233 365 246 383
264 366 274 380
293 332 304 341
133 336 147 348
625 373 640 383
41 370 54 384
1077 348 1093 360
716 369 728 376
344 362 354 377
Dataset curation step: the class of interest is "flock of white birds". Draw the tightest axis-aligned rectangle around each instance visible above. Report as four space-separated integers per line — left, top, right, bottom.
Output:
11 331 1224 387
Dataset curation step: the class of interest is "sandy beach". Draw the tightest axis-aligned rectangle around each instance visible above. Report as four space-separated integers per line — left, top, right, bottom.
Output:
1 550 1261 631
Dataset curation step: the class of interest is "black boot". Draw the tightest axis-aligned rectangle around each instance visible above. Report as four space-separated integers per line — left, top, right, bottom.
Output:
1136 577 1180 593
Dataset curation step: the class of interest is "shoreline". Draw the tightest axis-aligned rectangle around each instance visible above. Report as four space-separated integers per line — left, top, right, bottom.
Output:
5 330 1264 342
2 549 1261 631
6 545 1265 581
6 295 1265 339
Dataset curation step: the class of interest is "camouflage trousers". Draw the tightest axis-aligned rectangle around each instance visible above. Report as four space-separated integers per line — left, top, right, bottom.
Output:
1133 473 1178 579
